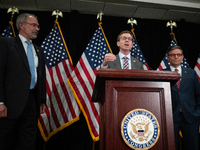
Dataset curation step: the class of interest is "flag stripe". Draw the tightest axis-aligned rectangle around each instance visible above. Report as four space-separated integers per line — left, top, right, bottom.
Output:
58 61 78 119
69 72 99 136
55 64 70 123
68 22 112 141
38 21 80 141
79 57 95 89
48 67 63 127
194 54 200 82
73 65 99 122
38 113 48 136
76 55 99 120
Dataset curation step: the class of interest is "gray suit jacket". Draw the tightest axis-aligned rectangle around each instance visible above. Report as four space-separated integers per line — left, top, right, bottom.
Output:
107 53 143 70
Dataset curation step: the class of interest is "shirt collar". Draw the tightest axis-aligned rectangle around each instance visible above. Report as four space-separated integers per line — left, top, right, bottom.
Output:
19 34 32 44
170 65 182 75
119 52 131 60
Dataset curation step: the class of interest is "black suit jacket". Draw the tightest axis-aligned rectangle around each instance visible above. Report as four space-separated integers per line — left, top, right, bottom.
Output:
107 53 143 70
163 66 200 124
0 36 46 119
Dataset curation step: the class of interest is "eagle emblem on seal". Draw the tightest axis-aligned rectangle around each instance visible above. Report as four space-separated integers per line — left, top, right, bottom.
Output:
130 121 152 142
121 109 160 149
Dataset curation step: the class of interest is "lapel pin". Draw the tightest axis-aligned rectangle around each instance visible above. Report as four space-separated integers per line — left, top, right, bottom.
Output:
37 50 39 52
133 60 136 62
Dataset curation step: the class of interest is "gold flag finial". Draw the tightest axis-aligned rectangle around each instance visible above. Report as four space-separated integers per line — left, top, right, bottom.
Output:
166 20 177 32
52 10 63 21
7 6 19 22
127 18 137 29
97 11 104 22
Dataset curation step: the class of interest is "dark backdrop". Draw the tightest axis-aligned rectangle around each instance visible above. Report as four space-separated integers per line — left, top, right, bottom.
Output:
0 8 200 150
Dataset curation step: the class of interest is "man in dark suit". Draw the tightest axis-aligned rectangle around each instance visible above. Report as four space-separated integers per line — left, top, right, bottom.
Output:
102 30 143 70
163 45 200 150
0 13 46 150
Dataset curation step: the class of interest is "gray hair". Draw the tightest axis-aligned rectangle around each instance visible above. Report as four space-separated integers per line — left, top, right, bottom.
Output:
16 13 38 31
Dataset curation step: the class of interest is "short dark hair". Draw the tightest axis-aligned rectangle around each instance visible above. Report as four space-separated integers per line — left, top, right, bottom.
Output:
117 30 133 41
166 45 183 56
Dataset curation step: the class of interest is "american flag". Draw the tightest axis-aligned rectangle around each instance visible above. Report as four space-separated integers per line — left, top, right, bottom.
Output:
157 32 190 70
0 21 15 37
130 29 150 70
68 22 112 141
194 54 200 82
38 21 80 141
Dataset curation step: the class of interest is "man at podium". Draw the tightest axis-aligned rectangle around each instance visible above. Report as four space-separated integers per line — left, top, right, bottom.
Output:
164 45 200 150
101 30 143 70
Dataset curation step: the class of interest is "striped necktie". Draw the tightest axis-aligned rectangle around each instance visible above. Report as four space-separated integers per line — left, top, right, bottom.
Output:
26 41 35 89
123 56 129 69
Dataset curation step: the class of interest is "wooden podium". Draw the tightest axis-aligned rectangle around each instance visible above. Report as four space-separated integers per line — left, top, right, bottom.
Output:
92 69 181 150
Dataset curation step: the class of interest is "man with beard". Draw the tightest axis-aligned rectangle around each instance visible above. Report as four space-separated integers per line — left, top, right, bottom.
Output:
0 13 46 150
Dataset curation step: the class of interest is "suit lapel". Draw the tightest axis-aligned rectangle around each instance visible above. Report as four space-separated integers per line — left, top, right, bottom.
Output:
180 67 187 89
115 54 121 69
131 57 137 69
34 45 41 75
166 66 179 91
14 36 30 73
33 44 40 62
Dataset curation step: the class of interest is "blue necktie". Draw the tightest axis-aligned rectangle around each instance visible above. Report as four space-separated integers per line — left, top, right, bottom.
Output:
26 41 35 89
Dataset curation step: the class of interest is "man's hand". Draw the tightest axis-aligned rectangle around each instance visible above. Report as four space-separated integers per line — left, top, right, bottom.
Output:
40 104 46 114
0 104 7 118
102 53 116 66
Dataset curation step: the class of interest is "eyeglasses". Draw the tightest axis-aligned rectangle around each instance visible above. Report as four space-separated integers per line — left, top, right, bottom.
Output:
23 22 40 29
168 53 183 57
120 36 133 41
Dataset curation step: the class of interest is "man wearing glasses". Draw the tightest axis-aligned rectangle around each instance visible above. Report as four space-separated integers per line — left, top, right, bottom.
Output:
0 13 46 150
101 30 143 70
164 45 200 150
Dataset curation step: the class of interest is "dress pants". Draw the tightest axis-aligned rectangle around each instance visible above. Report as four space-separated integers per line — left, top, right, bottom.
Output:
0 90 38 150
174 112 199 150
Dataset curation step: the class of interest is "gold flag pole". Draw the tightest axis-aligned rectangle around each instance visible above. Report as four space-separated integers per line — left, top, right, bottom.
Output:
97 10 103 22
166 20 177 33
7 6 19 22
7 6 19 37
127 18 137 29
127 18 137 38
52 10 63 26
166 20 177 43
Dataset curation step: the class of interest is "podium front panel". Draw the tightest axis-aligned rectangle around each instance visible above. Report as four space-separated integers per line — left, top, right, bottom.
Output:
100 80 175 150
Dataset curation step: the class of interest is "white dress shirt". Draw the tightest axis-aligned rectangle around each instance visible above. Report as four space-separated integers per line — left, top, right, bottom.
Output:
170 65 182 76
19 34 38 85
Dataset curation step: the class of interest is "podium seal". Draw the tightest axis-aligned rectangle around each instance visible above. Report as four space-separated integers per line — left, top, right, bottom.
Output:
121 109 160 150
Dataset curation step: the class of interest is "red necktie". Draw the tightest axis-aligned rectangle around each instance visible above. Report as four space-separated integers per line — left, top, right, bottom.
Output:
175 68 181 89
175 68 182 112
